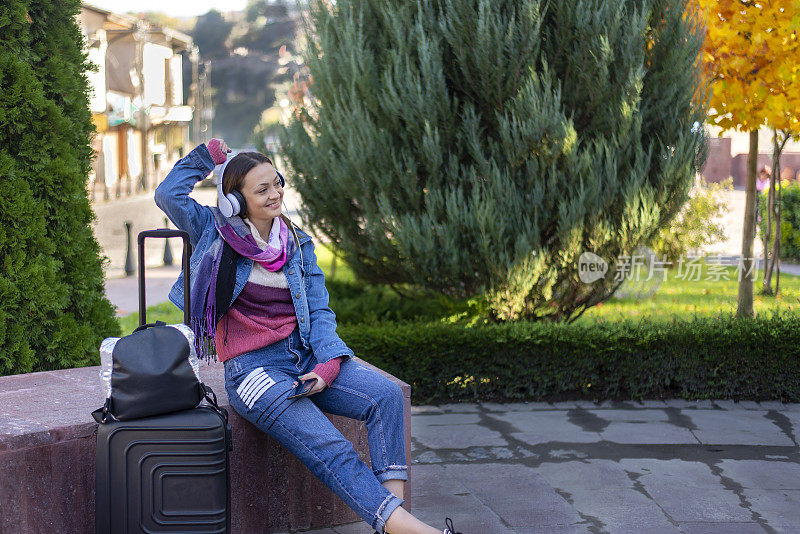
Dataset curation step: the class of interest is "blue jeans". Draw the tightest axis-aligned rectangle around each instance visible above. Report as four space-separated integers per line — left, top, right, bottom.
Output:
223 326 408 533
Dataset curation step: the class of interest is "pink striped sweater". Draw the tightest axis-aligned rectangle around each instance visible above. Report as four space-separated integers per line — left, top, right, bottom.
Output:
214 216 343 386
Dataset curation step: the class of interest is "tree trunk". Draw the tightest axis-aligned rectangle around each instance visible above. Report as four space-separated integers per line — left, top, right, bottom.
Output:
764 130 790 296
737 130 758 318
763 131 779 293
768 135 782 294
774 131 790 296
776 174 782 295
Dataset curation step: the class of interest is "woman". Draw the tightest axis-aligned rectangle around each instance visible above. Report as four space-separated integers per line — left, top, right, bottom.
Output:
154 139 461 534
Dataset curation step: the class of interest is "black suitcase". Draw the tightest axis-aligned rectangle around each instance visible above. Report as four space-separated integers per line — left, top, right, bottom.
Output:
95 406 231 533
95 229 232 534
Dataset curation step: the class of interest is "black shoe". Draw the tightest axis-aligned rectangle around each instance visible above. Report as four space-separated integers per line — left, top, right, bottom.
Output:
443 517 462 534
373 516 462 534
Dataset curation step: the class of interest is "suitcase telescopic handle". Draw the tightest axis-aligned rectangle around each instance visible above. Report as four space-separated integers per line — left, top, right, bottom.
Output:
138 229 192 327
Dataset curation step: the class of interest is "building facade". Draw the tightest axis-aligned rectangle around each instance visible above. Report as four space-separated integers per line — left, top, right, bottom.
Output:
78 3 210 201
703 127 800 187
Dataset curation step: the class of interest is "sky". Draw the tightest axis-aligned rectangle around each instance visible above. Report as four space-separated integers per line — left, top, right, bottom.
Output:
86 0 248 18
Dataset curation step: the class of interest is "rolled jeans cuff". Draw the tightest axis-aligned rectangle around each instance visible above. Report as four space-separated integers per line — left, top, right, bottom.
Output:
374 492 405 533
374 465 409 483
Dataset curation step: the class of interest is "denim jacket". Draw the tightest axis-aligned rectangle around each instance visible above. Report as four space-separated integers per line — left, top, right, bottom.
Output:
154 143 354 364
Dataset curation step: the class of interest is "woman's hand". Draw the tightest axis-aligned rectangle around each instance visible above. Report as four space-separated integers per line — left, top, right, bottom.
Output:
294 372 327 395
207 138 231 166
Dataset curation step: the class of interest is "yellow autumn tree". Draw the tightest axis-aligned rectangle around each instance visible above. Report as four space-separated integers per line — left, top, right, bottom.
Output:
696 0 800 317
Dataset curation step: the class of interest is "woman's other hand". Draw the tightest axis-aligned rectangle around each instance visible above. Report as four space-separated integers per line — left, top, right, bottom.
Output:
292 357 345 395
294 372 327 395
207 138 231 166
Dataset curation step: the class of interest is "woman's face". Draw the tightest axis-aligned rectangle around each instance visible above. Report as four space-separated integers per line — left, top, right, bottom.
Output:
240 162 283 221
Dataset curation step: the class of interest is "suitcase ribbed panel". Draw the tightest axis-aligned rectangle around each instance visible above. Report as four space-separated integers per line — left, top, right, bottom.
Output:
96 406 231 533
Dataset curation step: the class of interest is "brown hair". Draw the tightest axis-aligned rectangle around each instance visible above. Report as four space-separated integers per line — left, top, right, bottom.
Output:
219 152 275 217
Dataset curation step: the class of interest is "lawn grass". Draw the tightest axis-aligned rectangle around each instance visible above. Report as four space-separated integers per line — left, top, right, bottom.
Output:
575 263 800 324
118 245 800 332
312 242 357 284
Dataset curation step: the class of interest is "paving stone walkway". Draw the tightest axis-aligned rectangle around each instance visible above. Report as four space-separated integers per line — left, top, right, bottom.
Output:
286 399 800 534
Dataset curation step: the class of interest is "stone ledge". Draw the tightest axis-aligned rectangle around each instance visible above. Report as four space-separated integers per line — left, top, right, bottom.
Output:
0 356 411 533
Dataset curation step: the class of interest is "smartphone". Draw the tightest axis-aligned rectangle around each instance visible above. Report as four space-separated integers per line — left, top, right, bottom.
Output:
287 378 318 399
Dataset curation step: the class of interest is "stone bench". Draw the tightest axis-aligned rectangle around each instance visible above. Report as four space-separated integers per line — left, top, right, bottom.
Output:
0 357 411 533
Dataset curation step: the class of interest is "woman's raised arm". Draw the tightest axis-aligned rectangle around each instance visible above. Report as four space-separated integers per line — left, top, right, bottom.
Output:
154 142 223 247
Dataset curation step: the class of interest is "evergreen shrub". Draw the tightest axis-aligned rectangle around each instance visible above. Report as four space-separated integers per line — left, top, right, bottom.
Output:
0 1 120 375
280 0 708 322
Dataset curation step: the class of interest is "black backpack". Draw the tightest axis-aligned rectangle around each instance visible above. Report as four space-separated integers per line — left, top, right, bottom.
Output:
92 229 224 423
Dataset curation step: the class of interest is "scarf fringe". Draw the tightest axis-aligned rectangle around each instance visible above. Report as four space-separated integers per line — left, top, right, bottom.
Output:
191 314 219 364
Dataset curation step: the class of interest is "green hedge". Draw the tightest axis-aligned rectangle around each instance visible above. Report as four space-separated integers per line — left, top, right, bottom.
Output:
340 311 800 404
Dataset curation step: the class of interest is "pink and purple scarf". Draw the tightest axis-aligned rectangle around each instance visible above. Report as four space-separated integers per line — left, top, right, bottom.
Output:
190 208 295 361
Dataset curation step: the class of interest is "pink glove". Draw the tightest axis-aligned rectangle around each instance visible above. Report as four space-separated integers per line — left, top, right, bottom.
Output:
206 139 228 166
311 356 345 388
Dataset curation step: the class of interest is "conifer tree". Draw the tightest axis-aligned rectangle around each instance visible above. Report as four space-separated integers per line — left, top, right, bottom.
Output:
280 0 708 321
0 0 120 374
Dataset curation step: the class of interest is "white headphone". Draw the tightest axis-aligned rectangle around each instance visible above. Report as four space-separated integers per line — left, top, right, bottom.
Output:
216 157 245 218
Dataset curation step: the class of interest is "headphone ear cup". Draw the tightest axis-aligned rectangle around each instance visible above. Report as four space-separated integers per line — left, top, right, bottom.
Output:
229 190 247 216
223 193 239 216
219 196 234 218
276 170 285 188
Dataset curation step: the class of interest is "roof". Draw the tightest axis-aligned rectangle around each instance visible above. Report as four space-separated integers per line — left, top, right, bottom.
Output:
81 2 193 51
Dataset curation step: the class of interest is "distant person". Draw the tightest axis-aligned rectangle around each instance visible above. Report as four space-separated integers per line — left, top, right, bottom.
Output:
155 139 461 534
756 165 771 192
